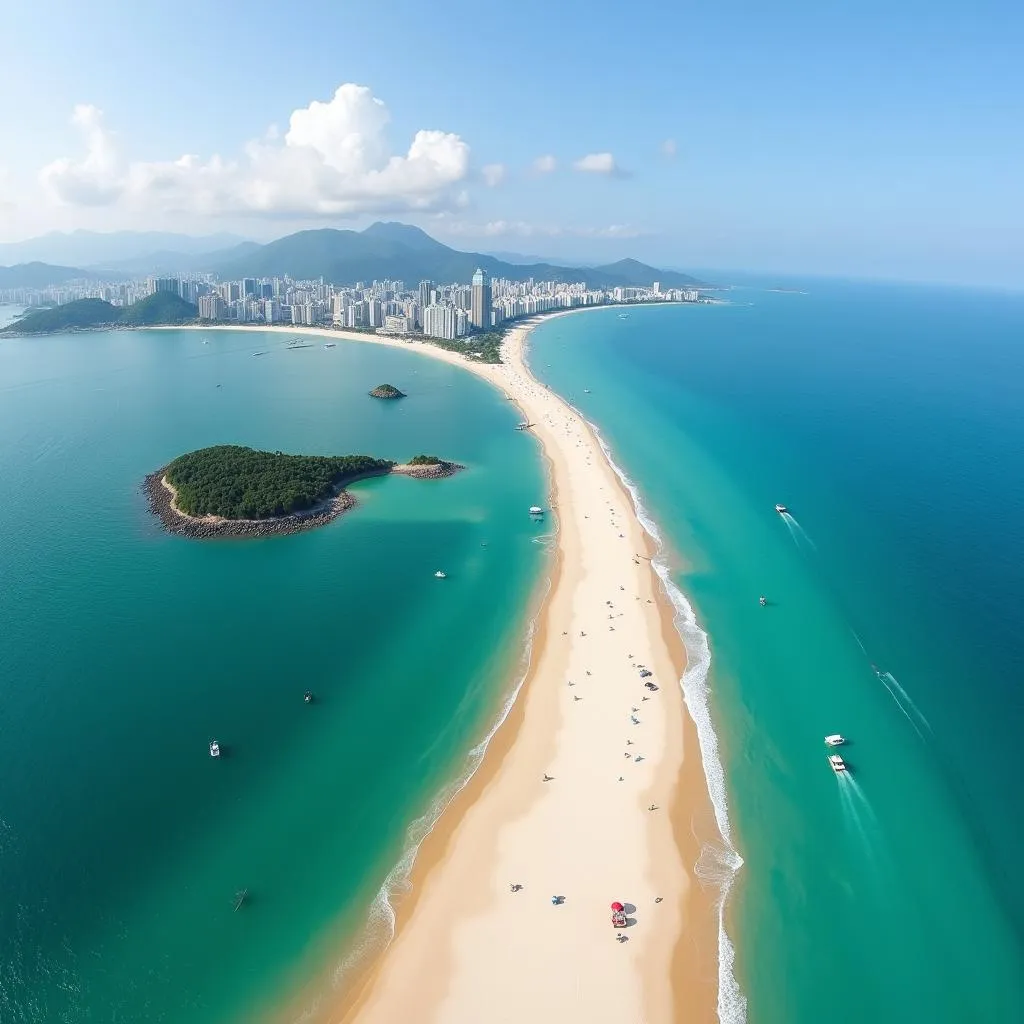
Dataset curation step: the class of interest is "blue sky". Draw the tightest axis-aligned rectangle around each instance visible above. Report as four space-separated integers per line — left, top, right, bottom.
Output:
2 0 1022 285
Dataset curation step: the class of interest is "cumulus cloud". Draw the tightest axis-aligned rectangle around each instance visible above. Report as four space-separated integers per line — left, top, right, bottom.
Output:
38 85 471 219
531 154 557 175
40 105 122 205
481 163 506 187
572 152 621 176
661 138 678 159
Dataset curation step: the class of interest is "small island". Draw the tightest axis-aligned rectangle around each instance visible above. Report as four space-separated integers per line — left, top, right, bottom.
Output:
369 383 406 399
392 455 464 479
145 444 462 539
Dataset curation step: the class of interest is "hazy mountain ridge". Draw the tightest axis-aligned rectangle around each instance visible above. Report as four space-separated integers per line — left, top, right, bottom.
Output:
214 222 703 288
1 223 703 289
0 230 251 268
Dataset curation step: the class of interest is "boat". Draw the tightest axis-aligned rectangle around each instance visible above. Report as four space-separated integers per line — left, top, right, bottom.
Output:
828 753 848 772
824 734 846 746
209 740 221 758
618 313 630 319
583 388 591 393
324 342 336 349
775 504 788 514
529 506 544 516
434 570 447 579
759 595 767 607
303 691 314 704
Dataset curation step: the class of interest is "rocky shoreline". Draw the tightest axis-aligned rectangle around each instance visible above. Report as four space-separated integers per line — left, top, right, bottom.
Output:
143 470 365 540
392 460 465 479
144 461 465 539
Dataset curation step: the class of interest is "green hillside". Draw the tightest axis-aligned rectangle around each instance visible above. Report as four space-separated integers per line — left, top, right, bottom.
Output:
3 293 197 334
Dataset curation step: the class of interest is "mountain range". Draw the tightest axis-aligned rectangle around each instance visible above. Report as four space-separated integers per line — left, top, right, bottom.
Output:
0 230 250 270
0 223 702 290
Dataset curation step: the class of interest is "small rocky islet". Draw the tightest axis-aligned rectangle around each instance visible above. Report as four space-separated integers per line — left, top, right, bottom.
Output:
145 445 463 539
368 383 406 399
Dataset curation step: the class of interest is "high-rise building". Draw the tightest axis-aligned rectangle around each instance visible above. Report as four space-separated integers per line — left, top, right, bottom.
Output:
242 278 257 297
471 268 492 330
418 280 434 311
149 277 180 296
198 294 226 320
423 303 457 340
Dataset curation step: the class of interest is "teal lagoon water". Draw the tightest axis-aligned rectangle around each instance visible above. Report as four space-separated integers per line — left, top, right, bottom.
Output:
530 285 1024 1022
0 329 546 1022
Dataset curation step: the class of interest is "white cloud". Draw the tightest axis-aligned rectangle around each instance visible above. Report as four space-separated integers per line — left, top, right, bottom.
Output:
531 154 557 175
40 105 122 206
572 152 621 176
661 138 678 159
38 85 471 220
481 163 506 187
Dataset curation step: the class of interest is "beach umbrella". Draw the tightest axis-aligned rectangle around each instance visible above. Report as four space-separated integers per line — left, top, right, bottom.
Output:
610 901 624 911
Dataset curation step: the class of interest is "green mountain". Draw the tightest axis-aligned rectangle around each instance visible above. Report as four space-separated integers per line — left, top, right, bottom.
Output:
3 293 197 334
0 262 95 288
214 222 703 289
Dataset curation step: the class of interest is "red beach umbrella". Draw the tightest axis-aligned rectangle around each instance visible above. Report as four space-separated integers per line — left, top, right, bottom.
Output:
610 901 624 911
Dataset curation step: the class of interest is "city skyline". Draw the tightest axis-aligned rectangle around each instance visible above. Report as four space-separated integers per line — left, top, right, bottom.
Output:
2 0 1023 288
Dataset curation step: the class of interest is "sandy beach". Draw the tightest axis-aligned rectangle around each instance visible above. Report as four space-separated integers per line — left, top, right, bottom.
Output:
162 318 723 1022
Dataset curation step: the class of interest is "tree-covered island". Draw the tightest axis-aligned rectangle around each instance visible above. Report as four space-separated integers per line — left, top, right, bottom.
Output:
145 444 462 539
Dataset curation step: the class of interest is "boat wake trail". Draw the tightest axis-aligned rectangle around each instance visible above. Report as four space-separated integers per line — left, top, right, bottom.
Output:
594 425 747 1024
836 774 880 862
780 512 817 551
875 669 932 738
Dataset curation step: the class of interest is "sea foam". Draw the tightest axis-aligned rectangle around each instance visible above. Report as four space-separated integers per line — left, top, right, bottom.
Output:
592 425 747 1024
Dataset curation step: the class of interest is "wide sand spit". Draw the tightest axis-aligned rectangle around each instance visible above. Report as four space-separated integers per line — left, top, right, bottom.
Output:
158 318 727 1023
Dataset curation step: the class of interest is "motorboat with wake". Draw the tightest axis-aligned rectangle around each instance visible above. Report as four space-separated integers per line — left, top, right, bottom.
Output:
775 504 788 515
828 753 848 773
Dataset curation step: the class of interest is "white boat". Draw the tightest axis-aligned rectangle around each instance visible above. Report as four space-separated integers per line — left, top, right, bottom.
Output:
618 313 630 319
828 753 847 772
209 740 221 758
583 388 591 393
775 504 788 514
825 734 846 746
434 570 447 579
529 505 544 515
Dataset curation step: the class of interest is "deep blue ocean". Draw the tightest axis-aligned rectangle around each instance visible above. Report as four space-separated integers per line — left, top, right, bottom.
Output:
530 281 1024 1022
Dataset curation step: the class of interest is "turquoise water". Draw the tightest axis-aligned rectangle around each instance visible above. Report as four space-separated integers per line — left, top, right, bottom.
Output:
0 329 546 1022
530 286 1024 1022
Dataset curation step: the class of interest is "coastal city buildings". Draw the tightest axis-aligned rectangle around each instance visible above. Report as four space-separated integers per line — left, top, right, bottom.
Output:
2 269 707 335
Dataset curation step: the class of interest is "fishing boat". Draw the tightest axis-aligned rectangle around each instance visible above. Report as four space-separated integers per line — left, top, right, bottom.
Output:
825 734 846 746
324 342 336 349
303 691 314 704
434 570 447 579
529 505 544 516
209 740 221 758
775 504 788 514
828 753 848 773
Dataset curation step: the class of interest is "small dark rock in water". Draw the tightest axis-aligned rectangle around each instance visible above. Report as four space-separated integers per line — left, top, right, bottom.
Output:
368 383 406 399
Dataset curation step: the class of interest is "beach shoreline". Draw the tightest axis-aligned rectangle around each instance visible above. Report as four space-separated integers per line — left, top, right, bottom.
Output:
154 315 728 1022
